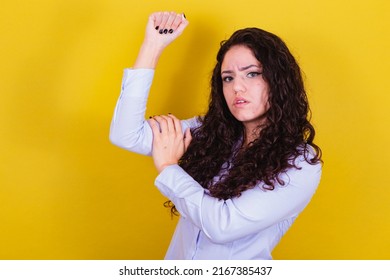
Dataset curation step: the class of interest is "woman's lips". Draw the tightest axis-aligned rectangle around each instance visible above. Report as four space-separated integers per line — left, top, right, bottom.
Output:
233 97 249 107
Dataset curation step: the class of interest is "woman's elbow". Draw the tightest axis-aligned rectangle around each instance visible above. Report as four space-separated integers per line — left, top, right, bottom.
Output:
109 132 121 147
109 131 129 149
109 132 151 155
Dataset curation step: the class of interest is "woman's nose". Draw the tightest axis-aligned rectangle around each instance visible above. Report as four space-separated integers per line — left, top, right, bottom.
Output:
233 77 246 94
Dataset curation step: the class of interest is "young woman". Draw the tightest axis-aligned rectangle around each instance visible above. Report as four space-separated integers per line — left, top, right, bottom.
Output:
110 11 322 260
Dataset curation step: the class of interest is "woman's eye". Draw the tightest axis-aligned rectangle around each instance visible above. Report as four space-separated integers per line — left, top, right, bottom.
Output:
222 76 233 82
247 72 261 78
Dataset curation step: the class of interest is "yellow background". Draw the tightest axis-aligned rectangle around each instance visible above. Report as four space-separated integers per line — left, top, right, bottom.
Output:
1 0 389 259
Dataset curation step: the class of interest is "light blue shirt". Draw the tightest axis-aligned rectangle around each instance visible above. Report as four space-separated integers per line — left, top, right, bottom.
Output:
110 68 322 260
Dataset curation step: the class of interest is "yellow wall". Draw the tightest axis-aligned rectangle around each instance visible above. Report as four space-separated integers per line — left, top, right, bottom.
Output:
1 0 389 259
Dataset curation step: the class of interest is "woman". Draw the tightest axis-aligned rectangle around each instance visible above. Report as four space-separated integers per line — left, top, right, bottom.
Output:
110 11 322 260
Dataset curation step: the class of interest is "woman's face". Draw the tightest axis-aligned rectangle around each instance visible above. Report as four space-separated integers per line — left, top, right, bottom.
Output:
221 45 270 132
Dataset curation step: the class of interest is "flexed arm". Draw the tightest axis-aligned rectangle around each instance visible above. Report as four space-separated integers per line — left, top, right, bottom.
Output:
109 12 190 154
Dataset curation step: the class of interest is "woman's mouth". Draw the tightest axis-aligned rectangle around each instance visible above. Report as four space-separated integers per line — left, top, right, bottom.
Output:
234 98 249 106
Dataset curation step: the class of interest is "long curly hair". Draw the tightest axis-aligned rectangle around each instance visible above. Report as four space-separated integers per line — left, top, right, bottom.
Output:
168 27 321 213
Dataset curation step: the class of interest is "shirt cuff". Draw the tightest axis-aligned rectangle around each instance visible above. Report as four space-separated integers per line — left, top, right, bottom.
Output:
121 68 155 98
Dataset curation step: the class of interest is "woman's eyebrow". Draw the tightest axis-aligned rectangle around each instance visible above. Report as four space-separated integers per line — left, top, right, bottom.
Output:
239 64 261 71
221 64 261 75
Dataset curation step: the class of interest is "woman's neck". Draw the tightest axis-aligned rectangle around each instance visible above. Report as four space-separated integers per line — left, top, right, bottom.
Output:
242 118 267 147
243 127 260 147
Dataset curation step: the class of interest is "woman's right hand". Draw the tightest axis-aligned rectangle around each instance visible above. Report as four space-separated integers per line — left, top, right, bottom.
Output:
134 12 189 68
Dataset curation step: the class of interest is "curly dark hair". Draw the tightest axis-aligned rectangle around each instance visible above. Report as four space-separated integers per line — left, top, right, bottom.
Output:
168 27 321 213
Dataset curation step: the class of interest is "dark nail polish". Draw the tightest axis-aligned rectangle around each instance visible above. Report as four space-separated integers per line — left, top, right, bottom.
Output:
183 13 186 19
163 29 168 34
155 26 159 30
169 29 173 34
159 29 163 34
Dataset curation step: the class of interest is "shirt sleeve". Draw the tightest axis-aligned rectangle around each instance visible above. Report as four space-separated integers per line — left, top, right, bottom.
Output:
154 156 322 244
109 68 200 155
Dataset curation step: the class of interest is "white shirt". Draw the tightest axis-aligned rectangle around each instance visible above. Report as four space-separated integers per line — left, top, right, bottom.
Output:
110 68 322 260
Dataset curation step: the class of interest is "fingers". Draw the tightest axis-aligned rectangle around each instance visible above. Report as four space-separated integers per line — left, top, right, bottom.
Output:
144 11 188 52
184 128 192 150
168 114 183 134
163 13 176 34
149 114 183 134
153 115 175 133
171 13 184 31
157 12 170 34
151 12 163 31
148 114 192 172
151 11 188 35
148 117 161 132
174 13 188 36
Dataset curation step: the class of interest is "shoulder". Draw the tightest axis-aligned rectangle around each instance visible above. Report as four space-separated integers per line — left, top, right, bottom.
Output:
181 116 202 130
276 149 322 192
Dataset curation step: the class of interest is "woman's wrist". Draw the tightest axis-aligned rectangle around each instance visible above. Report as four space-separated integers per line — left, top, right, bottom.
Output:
133 40 164 69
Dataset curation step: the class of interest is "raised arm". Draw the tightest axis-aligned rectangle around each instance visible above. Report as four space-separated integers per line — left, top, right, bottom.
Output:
109 12 190 155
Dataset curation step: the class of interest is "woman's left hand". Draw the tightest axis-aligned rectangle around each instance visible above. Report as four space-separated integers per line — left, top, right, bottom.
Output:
148 114 192 173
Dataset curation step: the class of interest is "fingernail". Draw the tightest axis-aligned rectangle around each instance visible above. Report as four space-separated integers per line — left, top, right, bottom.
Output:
169 29 173 34
183 13 186 19
155 26 159 30
159 29 163 34
168 113 172 115
149 116 152 119
163 29 168 34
